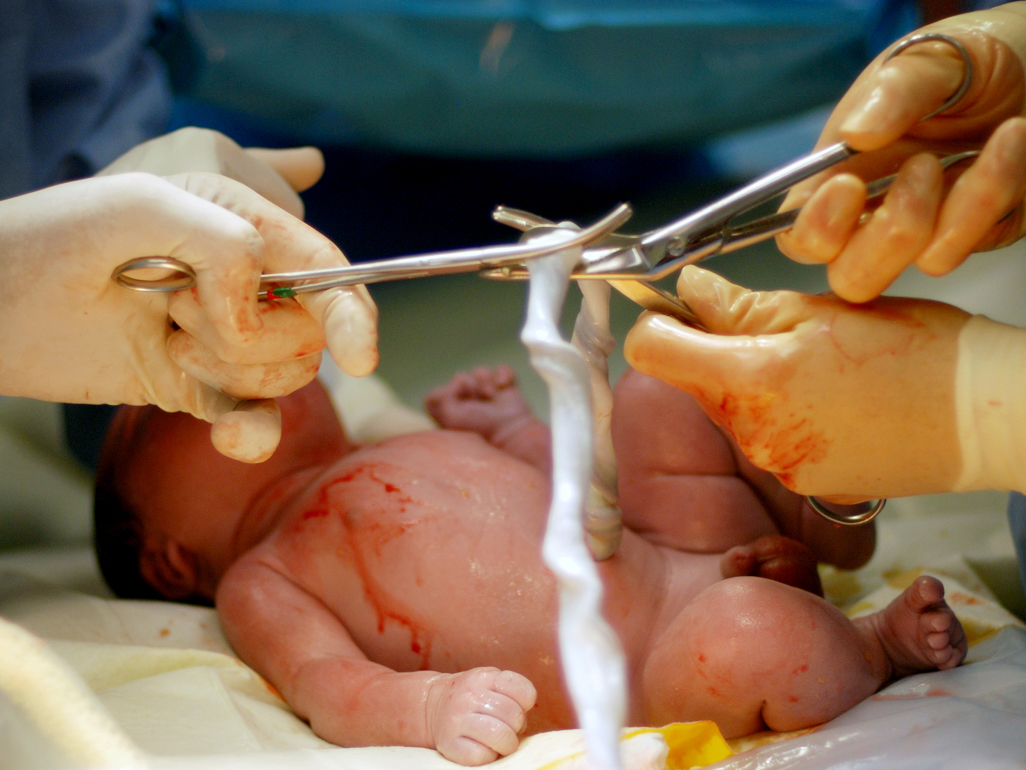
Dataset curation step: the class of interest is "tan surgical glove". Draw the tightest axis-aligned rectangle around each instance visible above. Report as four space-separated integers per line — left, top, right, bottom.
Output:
777 3 1026 301
623 266 970 501
0 172 377 462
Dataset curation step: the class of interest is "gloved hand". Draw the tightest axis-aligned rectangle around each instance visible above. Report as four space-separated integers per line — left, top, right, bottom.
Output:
425 668 536 765
623 267 970 500
776 3 1026 302
0 172 377 463
98 126 325 220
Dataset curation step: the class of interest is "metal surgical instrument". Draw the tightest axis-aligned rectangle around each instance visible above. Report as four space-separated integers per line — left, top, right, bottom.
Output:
113 32 973 309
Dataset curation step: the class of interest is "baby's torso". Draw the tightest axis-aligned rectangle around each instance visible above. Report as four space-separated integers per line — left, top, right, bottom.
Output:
257 430 717 729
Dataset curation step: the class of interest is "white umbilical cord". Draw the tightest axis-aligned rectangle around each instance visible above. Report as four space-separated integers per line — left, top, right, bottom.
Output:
521 228 627 770
571 280 622 561
0 615 145 768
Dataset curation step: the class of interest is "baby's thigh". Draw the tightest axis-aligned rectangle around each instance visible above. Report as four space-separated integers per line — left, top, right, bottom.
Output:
613 369 776 550
640 577 865 734
613 369 737 480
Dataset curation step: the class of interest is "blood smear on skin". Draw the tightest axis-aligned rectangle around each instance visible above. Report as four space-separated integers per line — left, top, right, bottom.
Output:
520 228 628 770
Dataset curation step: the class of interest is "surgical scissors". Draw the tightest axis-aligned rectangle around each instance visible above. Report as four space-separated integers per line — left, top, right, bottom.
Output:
110 144 975 324
113 31 974 309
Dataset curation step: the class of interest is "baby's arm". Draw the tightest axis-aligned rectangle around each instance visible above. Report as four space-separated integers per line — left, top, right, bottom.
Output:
216 553 537 765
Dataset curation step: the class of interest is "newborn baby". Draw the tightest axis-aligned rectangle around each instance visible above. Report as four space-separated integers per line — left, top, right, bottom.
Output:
93 366 966 766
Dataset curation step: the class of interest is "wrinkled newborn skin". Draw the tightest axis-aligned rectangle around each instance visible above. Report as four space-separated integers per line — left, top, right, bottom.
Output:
111 372 965 766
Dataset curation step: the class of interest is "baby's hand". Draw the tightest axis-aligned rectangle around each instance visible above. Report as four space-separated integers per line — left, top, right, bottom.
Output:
425 667 537 765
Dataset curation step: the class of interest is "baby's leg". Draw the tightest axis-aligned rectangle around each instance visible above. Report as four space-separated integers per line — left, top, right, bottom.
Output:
424 366 551 473
613 368 875 567
641 575 965 737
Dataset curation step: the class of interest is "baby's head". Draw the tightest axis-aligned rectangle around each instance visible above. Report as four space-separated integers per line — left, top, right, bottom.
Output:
94 380 354 604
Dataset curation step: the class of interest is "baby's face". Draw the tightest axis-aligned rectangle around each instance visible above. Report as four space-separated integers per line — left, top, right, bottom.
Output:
114 380 355 563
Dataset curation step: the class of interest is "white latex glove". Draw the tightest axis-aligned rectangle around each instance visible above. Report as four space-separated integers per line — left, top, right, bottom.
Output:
98 126 325 220
0 172 377 462
624 267 969 501
777 3 1026 302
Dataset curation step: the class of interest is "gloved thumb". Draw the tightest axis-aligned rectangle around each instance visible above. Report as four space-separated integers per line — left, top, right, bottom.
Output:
624 310 745 399
245 147 325 193
174 382 283 462
675 266 816 335
210 399 283 463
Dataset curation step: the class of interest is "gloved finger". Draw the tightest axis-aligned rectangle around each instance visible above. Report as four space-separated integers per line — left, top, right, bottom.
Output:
298 287 379 377
166 374 282 462
102 128 308 220
916 116 1026 275
127 174 266 349
210 399 282 463
827 152 944 302
245 147 325 193
838 43 967 151
778 173 867 264
213 143 306 220
624 310 759 397
674 266 818 335
169 172 381 377
168 328 322 400
168 290 326 365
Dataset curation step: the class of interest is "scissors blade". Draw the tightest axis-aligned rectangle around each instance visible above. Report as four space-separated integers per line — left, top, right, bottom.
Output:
606 280 706 330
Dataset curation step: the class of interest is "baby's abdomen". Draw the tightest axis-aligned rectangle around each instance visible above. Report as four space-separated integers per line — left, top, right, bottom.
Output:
277 431 574 729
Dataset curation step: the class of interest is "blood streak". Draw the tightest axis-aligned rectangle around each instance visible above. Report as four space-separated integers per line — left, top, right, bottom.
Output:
692 390 829 485
317 462 433 668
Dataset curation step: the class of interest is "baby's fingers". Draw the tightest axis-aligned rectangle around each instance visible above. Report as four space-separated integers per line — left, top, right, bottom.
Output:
492 669 537 714
450 712 522 764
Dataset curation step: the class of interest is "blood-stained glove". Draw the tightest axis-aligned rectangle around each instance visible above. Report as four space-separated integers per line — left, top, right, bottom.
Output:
776 4 1026 302
624 266 975 500
0 171 377 462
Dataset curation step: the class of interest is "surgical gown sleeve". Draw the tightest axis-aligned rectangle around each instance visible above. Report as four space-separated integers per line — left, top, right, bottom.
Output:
0 0 170 199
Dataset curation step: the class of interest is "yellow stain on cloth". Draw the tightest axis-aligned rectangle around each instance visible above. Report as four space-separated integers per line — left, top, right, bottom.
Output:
531 722 733 770
626 722 734 768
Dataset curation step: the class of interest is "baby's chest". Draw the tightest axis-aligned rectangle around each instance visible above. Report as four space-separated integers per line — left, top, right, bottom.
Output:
272 466 556 667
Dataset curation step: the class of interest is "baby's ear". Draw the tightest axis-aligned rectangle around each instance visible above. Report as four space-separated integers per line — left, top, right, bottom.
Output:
139 536 199 601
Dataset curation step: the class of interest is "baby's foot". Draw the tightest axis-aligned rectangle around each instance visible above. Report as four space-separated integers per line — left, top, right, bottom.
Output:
859 575 968 678
720 535 823 596
425 366 537 444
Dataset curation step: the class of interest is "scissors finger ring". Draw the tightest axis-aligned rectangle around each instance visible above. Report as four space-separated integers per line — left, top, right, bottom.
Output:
112 257 197 292
882 32 974 120
806 496 886 526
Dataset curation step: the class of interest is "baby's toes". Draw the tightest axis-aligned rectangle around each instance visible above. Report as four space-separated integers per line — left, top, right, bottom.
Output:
493 365 517 389
921 609 967 668
469 367 498 398
907 575 946 611
719 546 756 579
